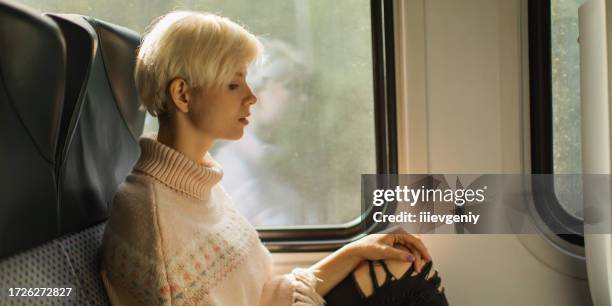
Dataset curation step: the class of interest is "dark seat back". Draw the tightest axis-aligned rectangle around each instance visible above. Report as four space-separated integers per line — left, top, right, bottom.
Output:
0 4 144 304
46 14 97 165
51 16 145 305
49 14 145 235
0 0 65 259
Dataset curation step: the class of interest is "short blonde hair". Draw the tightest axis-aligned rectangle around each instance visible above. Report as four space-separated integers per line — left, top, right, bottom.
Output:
135 11 263 117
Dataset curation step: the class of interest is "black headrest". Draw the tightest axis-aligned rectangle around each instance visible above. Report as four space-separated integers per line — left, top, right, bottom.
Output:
52 15 145 235
0 1 65 258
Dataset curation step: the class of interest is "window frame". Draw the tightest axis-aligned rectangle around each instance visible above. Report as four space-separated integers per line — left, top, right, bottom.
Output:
260 0 398 252
528 0 584 247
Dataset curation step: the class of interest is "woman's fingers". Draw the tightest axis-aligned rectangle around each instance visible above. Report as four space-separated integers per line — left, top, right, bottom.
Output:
394 234 432 262
381 245 427 274
406 245 425 273
382 245 414 262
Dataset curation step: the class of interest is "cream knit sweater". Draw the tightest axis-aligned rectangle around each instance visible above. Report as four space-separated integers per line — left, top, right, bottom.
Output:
100 135 326 306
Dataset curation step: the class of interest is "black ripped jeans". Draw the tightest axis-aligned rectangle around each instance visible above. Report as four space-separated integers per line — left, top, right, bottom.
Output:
324 260 449 306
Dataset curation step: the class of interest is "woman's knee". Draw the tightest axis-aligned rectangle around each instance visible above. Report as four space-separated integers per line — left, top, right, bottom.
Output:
353 258 414 297
353 258 445 298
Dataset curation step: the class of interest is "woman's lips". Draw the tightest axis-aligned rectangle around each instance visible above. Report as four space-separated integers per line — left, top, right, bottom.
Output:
239 117 249 125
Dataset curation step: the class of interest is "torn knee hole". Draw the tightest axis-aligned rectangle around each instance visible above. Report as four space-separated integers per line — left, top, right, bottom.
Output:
422 269 445 294
355 260 446 296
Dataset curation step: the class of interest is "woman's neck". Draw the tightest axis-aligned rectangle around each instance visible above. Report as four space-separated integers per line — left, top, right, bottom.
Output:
156 121 214 166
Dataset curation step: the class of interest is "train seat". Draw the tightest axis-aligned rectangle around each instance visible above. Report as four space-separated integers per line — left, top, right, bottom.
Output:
0 0 65 260
0 2 144 304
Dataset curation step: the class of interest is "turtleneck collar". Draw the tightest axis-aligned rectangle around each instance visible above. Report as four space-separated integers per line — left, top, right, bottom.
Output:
133 135 223 200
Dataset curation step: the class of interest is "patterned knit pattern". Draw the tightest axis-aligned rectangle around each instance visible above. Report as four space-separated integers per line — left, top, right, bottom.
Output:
100 135 325 306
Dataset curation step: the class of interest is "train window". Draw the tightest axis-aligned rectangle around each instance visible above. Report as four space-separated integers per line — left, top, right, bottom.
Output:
529 0 584 246
551 0 586 221
19 0 390 232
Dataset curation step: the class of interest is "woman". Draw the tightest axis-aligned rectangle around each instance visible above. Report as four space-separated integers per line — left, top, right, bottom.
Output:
100 11 448 306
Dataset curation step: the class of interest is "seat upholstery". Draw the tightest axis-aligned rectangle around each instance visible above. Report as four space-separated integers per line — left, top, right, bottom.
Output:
0 238 80 305
0 222 109 305
0 0 65 259
59 222 110 305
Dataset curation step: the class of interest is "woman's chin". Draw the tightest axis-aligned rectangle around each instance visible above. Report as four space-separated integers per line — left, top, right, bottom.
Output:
223 130 245 141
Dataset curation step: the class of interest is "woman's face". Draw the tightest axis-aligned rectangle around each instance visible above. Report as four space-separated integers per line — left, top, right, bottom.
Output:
188 69 257 141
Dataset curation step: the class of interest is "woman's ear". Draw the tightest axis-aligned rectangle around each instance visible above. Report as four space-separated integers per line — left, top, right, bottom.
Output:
168 78 191 113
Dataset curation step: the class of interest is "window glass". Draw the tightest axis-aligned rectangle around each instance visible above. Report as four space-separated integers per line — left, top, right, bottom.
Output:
551 0 587 220
21 0 376 227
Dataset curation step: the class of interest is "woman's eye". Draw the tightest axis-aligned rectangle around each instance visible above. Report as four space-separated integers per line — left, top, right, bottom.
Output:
229 84 239 90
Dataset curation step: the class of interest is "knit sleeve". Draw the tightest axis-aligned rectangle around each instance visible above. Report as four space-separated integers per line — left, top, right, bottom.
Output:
100 218 175 306
259 268 326 306
99 178 173 306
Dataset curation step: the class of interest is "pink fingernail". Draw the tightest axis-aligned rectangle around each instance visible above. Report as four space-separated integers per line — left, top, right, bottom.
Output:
407 255 415 262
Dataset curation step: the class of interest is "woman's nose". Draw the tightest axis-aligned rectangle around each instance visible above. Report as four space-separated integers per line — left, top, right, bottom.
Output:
246 88 257 105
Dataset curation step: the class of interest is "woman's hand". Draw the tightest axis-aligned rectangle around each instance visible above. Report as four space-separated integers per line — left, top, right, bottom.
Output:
310 232 433 296
344 233 432 273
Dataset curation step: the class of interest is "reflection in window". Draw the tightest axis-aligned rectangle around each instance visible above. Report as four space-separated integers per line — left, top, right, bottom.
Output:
21 0 376 227
551 0 587 220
